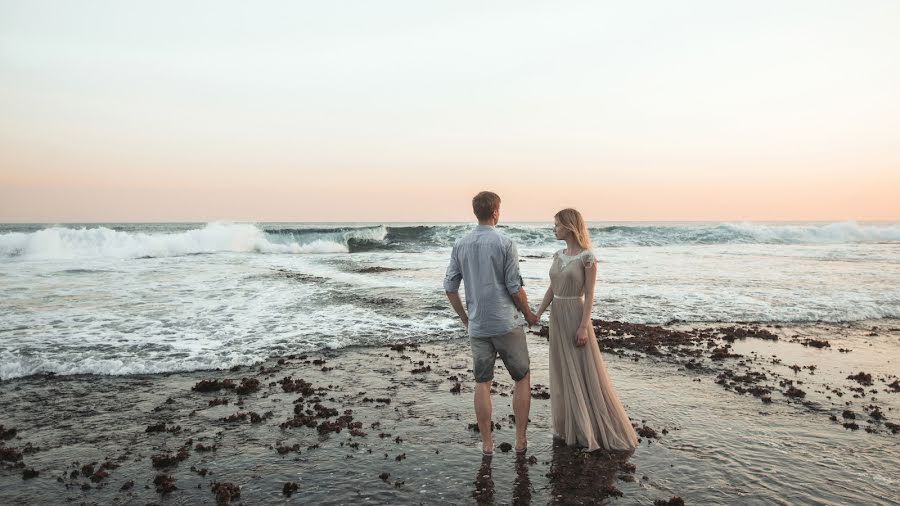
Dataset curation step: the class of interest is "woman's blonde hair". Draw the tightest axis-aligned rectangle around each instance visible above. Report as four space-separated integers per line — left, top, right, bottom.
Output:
554 208 592 250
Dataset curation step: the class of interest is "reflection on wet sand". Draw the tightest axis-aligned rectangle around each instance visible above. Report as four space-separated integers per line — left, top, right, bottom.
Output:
513 454 533 505
547 441 635 505
473 442 634 505
472 453 533 506
473 456 494 505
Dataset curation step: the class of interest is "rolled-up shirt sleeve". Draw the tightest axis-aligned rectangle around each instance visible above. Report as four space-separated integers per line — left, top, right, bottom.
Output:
443 244 462 293
503 241 523 295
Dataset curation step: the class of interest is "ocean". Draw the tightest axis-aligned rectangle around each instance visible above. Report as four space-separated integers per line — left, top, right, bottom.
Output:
1 221 899 380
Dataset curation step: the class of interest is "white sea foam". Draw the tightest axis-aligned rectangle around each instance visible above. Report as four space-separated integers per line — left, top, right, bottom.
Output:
719 221 900 244
0 223 348 259
2 221 899 380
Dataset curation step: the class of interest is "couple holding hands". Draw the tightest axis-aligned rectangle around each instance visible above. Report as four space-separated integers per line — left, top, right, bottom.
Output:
444 191 638 457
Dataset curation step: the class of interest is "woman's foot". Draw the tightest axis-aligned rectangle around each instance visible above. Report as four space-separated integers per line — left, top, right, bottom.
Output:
482 442 494 457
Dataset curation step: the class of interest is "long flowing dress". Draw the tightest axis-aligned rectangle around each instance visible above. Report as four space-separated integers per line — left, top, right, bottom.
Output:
548 249 638 451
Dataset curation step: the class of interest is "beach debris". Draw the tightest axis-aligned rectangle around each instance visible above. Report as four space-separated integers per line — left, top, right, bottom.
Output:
719 326 777 341
636 425 659 439
379 472 390 481
22 468 38 480
192 379 236 392
283 482 299 496
0 425 17 440
799 338 830 348
150 447 190 468
211 481 241 505
655 497 686 506
235 377 261 395
497 442 513 453
153 474 177 494
847 372 873 386
783 386 806 399
208 397 230 407
531 384 551 399
222 412 248 423
90 470 109 482
249 411 274 423
189 465 209 477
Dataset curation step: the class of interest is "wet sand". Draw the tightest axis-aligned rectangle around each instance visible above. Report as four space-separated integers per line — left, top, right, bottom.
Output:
1 320 898 505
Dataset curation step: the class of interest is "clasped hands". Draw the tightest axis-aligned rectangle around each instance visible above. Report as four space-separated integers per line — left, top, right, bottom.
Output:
524 310 541 328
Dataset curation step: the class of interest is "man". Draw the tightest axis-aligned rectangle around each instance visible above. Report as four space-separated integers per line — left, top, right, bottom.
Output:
444 191 537 457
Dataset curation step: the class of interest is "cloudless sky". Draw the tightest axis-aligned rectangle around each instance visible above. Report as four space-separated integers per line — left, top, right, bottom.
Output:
1 1 898 222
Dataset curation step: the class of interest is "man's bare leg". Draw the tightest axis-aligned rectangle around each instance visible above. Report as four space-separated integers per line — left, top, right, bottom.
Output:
513 372 531 450
474 380 493 452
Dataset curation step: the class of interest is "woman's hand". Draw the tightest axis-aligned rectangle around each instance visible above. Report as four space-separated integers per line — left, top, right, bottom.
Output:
575 325 589 347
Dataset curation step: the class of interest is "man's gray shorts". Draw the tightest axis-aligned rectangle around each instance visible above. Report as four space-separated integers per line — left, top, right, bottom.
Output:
470 326 530 383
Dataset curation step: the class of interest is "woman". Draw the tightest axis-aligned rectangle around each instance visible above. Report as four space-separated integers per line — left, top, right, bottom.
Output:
534 209 638 451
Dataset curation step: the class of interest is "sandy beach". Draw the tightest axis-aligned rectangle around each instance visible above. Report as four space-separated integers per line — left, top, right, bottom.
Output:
1 319 897 505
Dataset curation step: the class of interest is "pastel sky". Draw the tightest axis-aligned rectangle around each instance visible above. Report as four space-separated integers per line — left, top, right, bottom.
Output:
1 1 898 222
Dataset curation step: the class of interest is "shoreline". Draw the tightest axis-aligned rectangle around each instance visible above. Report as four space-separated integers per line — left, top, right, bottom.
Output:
1 319 898 505
3 317 898 384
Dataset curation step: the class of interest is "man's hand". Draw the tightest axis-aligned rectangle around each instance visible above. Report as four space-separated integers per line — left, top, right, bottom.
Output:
524 311 538 328
446 291 468 331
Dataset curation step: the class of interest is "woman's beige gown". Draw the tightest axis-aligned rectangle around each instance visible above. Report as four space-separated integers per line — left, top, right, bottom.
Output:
548 249 638 451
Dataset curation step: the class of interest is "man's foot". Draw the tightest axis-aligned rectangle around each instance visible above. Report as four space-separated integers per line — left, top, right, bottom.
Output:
482 442 494 457
515 438 527 453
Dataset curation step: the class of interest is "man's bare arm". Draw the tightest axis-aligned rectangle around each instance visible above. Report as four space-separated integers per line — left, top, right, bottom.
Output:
446 291 468 328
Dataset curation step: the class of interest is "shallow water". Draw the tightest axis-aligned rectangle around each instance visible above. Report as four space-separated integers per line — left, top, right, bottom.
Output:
1 322 897 505
2 221 899 380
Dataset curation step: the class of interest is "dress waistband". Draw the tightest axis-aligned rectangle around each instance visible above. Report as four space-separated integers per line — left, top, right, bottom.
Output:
554 295 583 300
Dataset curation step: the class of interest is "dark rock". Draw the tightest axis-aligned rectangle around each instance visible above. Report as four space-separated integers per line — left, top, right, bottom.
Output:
192 379 236 392
22 468 38 480
637 425 659 439
151 447 190 468
847 372 873 386
154 474 177 494
190 465 209 477
0 447 22 462
783 386 806 398
282 482 299 496
655 497 686 506
235 377 261 395
90 470 109 482
0 425 17 440
211 481 241 506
